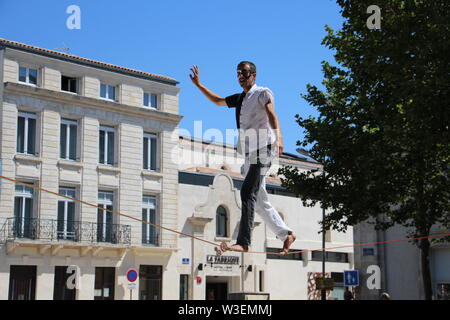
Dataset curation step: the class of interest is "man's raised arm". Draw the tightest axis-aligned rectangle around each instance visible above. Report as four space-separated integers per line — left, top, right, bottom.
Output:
189 65 227 106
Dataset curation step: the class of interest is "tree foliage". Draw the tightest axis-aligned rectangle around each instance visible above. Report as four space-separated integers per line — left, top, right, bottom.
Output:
279 0 449 299
279 0 449 250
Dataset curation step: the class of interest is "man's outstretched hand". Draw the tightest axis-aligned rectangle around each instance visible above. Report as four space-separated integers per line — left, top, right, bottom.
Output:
189 65 201 87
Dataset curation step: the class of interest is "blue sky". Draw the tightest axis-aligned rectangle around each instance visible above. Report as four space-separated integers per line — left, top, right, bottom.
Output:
0 0 344 155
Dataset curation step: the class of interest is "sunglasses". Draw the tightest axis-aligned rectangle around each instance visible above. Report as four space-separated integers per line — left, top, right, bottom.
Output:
237 69 254 77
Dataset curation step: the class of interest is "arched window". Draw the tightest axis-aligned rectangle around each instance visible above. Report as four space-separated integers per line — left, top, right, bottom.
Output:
216 206 228 237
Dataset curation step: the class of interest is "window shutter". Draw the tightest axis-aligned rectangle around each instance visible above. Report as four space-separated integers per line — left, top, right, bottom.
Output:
107 132 114 165
143 137 148 169
99 130 105 163
17 117 25 153
69 124 77 160
27 118 36 155
60 123 67 158
150 137 157 171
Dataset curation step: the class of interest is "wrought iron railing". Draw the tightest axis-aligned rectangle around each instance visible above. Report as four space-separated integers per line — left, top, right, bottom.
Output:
5 218 131 245
0 219 7 243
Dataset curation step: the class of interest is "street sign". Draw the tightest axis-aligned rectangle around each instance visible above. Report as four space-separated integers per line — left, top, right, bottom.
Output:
127 282 137 290
182 258 190 265
344 270 360 287
127 269 138 283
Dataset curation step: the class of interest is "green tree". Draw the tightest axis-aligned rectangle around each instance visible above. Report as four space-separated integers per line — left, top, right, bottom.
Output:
279 0 450 300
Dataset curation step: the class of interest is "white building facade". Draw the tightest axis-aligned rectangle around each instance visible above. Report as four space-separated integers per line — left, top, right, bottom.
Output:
176 136 355 300
0 39 182 300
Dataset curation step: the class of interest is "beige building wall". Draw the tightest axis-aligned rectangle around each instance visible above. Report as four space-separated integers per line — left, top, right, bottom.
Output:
0 43 181 300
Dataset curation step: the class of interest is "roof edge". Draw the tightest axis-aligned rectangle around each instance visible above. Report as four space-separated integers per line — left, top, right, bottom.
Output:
0 38 179 86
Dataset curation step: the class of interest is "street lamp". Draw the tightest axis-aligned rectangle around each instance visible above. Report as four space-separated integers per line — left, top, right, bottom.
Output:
297 148 327 300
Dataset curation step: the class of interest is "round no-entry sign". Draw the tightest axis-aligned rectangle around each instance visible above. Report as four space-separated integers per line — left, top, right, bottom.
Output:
127 269 138 282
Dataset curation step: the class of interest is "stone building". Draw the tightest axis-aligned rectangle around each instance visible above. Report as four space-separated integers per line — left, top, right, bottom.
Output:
0 38 181 300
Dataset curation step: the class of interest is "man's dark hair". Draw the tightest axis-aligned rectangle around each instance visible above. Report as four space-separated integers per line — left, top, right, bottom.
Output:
237 61 256 74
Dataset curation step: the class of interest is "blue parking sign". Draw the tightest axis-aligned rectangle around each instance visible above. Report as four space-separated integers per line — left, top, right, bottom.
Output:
344 270 359 287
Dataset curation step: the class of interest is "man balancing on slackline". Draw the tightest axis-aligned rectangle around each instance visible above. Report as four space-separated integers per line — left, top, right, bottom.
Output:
189 61 296 255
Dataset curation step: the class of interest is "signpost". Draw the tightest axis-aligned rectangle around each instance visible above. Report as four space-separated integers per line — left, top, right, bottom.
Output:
127 269 138 300
344 270 360 287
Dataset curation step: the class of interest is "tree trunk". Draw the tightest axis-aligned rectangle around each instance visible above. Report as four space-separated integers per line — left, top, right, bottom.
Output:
420 237 433 300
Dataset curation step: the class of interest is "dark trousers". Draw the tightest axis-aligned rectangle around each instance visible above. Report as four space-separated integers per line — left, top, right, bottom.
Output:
236 145 272 246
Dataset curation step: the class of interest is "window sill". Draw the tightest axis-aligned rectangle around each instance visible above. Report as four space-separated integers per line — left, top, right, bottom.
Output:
14 154 42 163
58 159 83 168
99 97 116 103
141 170 163 178
61 90 78 95
18 81 38 87
97 164 121 173
143 106 158 110
215 237 232 242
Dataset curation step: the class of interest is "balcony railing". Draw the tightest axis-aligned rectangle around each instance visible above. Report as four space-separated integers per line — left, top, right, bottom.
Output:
0 220 7 243
4 218 131 245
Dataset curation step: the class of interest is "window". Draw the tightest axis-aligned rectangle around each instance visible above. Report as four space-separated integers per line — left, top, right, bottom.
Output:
17 111 37 155
60 119 77 160
94 267 115 300
19 66 38 85
97 191 114 243
100 83 116 101
53 266 76 300
143 92 157 109
61 75 77 93
311 251 349 263
57 187 76 241
14 184 35 239
180 275 189 300
9 266 37 300
139 265 162 300
266 247 302 260
329 272 345 300
99 126 115 165
143 133 157 171
142 195 158 245
216 206 228 237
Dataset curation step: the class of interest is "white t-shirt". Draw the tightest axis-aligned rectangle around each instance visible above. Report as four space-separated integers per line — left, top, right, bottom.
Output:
225 84 277 154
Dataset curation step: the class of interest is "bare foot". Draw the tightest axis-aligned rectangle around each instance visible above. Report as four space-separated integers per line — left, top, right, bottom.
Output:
229 244 249 252
280 232 296 255
220 242 229 252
